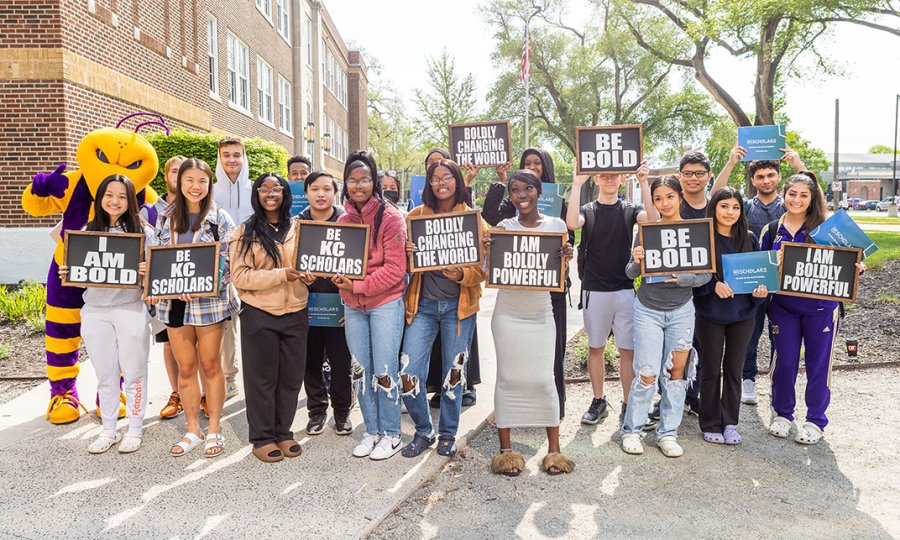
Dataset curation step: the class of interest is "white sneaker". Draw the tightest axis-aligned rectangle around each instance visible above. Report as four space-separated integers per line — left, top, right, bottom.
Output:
621 432 644 455
225 380 239 400
657 436 683 458
741 379 758 405
352 433 380 458
88 432 122 454
369 434 403 461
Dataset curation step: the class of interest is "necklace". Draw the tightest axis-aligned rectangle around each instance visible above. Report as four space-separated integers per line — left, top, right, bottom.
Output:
268 222 280 231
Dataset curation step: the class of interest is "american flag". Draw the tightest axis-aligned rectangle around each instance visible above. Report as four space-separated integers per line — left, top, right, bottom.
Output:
520 26 530 82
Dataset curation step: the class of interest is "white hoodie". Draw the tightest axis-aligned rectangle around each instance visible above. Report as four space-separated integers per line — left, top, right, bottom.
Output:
213 153 253 225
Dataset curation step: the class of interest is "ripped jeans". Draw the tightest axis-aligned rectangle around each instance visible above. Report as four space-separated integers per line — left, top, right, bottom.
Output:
400 298 476 440
622 298 697 438
344 297 404 437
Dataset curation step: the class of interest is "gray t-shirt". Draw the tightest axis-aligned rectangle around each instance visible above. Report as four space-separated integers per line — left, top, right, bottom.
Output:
176 213 202 245
421 270 460 301
625 232 711 311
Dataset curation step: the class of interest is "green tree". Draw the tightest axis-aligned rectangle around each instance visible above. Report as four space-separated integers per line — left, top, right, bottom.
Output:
869 144 899 154
412 50 479 149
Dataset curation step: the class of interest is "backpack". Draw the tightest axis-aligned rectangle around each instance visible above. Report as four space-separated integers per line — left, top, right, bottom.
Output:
577 200 637 309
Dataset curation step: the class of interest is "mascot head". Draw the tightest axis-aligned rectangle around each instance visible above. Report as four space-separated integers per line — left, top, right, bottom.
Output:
75 112 169 198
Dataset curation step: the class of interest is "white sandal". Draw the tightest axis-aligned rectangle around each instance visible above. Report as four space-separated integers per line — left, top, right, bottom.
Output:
171 432 203 457
118 433 143 454
621 433 644 455
204 433 225 458
769 416 792 438
88 432 122 454
657 436 683 458
794 422 823 445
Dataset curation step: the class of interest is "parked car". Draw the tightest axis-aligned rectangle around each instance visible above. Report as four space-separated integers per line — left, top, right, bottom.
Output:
876 197 900 212
861 200 879 211
846 197 862 210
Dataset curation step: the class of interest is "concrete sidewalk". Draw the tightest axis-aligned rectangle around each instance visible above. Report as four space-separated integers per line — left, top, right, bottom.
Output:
0 280 586 539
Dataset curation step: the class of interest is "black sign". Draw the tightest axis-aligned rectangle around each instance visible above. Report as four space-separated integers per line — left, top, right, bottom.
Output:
639 219 715 276
408 210 482 272
575 125 643 175
146 242 220 299
449 120 512 167
293 221 370 280
487 230 565 292
63 231 145 289
779 242 861 302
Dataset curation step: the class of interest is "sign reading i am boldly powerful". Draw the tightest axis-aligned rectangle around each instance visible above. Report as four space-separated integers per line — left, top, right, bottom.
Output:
63 231 145 288
449 120 512 167
146 242 220 299
575 125 643 175
294 221 369 280
778 242 861 302
487 230 566 292
408 210 482 272
639 219 715 276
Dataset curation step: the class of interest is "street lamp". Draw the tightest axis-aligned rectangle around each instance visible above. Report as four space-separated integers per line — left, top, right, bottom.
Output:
322 132 332 155
304 121 315 143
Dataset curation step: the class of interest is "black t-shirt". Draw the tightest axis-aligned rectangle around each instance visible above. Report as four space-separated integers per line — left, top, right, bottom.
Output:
680 199 708 220
581 201 635 292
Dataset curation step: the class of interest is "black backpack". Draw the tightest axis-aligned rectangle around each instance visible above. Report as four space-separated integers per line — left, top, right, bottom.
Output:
577 200 637 308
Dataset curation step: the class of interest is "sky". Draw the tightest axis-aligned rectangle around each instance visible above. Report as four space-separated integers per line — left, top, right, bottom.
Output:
325 0 900 155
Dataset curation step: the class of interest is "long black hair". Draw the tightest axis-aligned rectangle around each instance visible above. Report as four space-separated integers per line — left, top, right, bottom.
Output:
87 175 143 233
519 147 556 184
171 158 215 234
238 172 292 266
708 187 753 276
342 151 387 239
423 159 467 210
783 171 827 241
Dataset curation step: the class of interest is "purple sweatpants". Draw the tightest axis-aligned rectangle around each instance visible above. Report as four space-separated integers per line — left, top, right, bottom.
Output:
768 298 840 430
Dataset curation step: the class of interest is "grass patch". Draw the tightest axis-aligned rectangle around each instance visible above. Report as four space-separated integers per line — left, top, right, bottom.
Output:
0 280 47 331
851 215 900 225
569 330 617 369
0 343 8 361
863 231 900 270
879 294 900 304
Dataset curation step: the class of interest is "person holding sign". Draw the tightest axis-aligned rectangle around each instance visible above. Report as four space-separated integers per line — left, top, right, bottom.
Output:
152 158 239 458
760 172 864 445
230 173 309 463
298 171 353 437
692 188 768 446
58 175 156 454
485 170 575 476
399 159 486 458
621 177 711 458
333 152 408 461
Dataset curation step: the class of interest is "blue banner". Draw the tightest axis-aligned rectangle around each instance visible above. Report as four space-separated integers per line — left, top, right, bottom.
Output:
538 182 564 217
737 125 786 161
408 175 426 210
722 250 781 294
287 181 310 216
810 209 879 259
307 293 344 327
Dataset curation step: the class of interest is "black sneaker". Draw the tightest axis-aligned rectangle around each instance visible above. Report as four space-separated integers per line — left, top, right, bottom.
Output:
461 389 477 407
619 402 627 420
642 402 660 432
685 394 701 417
429 393 441 409
333 416 353 436
581 397 610 425
306 415 326 435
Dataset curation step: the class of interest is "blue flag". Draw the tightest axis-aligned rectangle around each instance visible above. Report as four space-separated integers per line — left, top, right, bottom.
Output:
408 175 426 210
810 209 879 259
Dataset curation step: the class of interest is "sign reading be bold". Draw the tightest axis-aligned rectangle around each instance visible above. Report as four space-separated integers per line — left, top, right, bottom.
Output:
575 125 643 175
293 221 370 280
63 231 145 288
408 210 482 272
449 120 512 167
639 219 715 276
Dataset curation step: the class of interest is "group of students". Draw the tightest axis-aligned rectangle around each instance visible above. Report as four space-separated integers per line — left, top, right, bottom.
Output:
62 135 858 474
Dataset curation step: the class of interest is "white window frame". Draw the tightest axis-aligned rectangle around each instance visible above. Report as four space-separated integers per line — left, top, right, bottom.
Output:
275 0 289 43
306 17 313 66
227 32 250 113
207 15 219 97
278 75 292 135
344 130 349 159
343 72 349 107
255 0 272 20
257 57 274 126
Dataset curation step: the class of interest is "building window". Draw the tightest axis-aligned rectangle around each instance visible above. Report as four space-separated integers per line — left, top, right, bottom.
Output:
256 0 271 19
321 39 327 81
257 57 274 125
207 16 218 96
276 0 289 42
326 48 334 95
336 66 343 103
227 33 250 112
279 76 292 135
344 130 349 158
343 72 349 106
306 17 313 66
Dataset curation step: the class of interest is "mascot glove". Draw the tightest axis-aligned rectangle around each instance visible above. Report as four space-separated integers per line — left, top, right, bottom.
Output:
31 163 68 198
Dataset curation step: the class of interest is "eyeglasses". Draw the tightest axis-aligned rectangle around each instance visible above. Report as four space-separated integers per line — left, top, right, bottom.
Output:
346 177 373 187
257 187 285 195
680 170 709 179
429 174 455 185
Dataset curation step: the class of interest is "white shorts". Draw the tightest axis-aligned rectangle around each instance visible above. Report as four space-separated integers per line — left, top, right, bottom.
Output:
582 289 635 350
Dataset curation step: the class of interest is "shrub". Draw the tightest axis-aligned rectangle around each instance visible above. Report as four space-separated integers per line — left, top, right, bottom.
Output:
0 280 47 323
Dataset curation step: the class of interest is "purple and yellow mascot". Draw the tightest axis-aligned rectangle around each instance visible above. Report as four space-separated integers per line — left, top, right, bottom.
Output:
21 112 168 424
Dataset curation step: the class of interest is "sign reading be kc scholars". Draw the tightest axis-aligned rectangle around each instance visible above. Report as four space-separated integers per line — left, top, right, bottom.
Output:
293 221 370 280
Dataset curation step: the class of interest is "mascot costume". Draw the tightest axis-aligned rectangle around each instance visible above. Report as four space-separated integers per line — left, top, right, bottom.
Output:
22 112 169 424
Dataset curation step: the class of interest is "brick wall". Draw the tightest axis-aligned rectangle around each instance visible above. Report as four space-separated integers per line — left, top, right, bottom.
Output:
347 51 368 154
847 181 883 201
0 1 63 48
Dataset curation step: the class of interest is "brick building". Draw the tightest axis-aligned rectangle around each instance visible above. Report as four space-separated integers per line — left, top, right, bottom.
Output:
0 0 367 282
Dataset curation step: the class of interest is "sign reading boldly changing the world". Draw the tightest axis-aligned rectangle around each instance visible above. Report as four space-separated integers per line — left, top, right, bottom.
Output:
293 221 369 280
449 120 511 167
639 219 715 276
575 125 643 175
408 210 482 272
778 242 861 303
63 231 145 288
487 230 566 292
146 243 219 299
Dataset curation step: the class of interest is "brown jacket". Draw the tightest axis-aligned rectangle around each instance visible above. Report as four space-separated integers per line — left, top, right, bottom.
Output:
230 221 308 316
404 203 486 330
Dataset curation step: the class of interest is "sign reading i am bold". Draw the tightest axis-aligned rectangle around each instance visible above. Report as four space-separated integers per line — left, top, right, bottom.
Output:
779 242 861 303
639 219 715 276
487 230 566 292
408 210 482 272
293 221 369 280
449 120 512 167
146 243 220 299
63 231 145 288
575 125 643 175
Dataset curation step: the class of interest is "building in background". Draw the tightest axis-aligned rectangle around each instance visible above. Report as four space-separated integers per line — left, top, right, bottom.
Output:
821 153 898 202
0 0 367 282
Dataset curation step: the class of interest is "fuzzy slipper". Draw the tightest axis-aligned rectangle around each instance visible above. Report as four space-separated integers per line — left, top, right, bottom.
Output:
794 422 823 445
491 450 525 477
542 452 575 475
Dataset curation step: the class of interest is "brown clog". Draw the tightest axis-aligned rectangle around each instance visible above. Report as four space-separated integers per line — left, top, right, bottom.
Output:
252 443 284 463
276 439 303 458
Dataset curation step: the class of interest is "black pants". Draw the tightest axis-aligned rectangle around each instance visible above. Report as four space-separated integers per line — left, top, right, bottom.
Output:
695 314 755 433
304 325 352 419
551 292 567 417
426 323 481 392
240 304 309 447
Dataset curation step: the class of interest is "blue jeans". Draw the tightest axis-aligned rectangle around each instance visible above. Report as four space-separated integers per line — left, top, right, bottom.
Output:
400 298 476 439
623 298 698 438
344 297 404 437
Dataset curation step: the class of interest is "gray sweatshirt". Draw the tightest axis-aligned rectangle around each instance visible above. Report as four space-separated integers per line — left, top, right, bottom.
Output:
625 233 711 311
